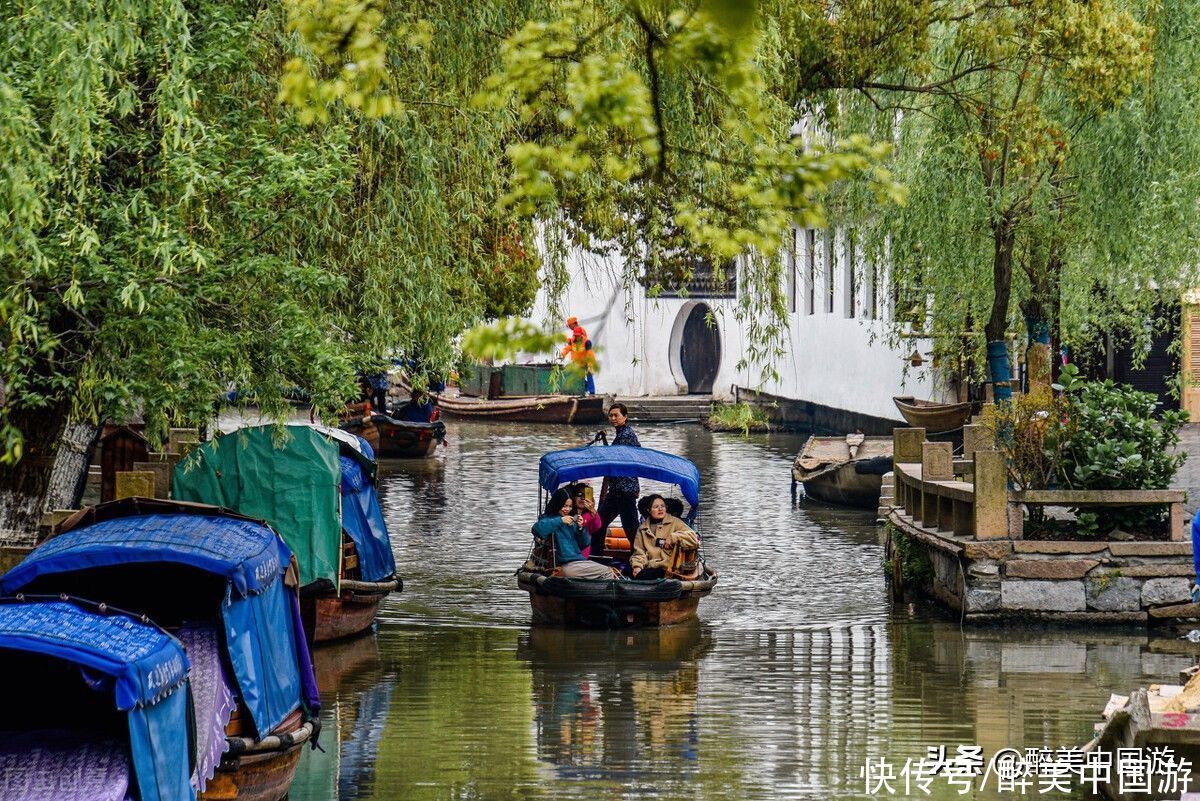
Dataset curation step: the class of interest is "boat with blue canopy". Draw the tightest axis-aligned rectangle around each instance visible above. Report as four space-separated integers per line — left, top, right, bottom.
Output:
517 445 717 628
1 498 321 801
172 424 400 643
0 596 193 801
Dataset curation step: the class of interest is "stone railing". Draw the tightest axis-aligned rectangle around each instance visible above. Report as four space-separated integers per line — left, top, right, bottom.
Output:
888 426 1193 624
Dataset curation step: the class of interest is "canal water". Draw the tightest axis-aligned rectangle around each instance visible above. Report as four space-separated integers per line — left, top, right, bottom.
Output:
290 422 1196 800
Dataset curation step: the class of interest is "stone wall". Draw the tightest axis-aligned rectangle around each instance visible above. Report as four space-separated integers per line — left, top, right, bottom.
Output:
889 514 1198 625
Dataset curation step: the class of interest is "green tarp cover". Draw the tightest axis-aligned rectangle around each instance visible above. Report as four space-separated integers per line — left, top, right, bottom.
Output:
173 426 341 588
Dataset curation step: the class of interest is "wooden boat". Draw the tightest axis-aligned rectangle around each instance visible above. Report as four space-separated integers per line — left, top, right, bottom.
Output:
1085 673 1200 800
436 390 606 424
517 444 718 628
173 423 400 644
0 596 196 801
893 396 974 431
341 409 446 459
1 499 325 801
792 433 892 508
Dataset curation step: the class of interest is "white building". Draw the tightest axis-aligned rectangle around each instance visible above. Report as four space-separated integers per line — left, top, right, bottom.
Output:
526 227 951 431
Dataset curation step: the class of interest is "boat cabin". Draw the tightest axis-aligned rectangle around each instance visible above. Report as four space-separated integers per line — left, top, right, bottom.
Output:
0 596 194 801
172 424 399 642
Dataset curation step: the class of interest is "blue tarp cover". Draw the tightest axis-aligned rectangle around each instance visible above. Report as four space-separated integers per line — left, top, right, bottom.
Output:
2 514 319 739
1 514 285 599
0 599 194 801
539 445 702 511
339 455 396 582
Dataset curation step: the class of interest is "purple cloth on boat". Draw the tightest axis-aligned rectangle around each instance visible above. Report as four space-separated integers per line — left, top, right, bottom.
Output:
289 591 321 716
177 625 235 793
0 729 132 801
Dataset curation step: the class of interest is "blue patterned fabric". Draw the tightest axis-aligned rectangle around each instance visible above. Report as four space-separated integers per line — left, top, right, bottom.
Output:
539 445 701 511
0 600 194 801
1 514 284 599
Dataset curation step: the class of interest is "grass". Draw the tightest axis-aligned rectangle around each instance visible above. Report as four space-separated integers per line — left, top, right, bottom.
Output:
704 401 770 435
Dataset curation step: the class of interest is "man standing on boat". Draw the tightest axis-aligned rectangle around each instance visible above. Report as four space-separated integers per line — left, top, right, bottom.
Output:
595 403 641 554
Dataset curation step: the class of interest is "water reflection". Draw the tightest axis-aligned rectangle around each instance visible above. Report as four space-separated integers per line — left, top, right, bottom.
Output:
288 421 1199 800
521 626 711 784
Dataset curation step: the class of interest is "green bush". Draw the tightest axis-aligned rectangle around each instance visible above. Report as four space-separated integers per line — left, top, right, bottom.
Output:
706 402 770 435
1055 363 1188 534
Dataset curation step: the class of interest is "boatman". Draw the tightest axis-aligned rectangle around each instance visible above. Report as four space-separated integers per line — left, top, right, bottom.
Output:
595 403 641 555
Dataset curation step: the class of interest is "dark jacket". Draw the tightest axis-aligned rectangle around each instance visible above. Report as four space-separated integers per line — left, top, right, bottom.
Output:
532 514 589 564
609 423 640 496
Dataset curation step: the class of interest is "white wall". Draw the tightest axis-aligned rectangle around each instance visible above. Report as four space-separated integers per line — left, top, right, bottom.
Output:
524 230 948 421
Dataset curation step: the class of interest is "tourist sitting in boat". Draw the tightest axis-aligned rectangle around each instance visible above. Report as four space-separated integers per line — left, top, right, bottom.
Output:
533 488 620 580
568 482 602 558
630 495 700 580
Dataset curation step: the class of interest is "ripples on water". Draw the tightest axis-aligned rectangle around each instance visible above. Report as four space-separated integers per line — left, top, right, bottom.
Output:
290 422 1195 800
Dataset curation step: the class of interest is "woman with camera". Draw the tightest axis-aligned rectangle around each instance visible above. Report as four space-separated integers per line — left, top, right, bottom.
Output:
532 488 620 580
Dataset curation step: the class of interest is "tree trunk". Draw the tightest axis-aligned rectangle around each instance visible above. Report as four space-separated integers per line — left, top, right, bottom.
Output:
0 402 71 545
985 216 1016 401
45 420 101 511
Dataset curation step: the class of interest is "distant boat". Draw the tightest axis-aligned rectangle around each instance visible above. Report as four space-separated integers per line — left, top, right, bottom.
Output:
892 396 974 432
341 404 446 459
436 391 606 425
792 433 893 508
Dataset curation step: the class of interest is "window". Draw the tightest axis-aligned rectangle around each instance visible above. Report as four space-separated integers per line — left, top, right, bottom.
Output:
844 229 856 319
824 229 835 313
865 258 878 320
786 228 797 314
804 229 816 315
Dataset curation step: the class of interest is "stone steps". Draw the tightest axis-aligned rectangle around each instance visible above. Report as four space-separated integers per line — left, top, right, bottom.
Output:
615 395 713 421
877 471 895 522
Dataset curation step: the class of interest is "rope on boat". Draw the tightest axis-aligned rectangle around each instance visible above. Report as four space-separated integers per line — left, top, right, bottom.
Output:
339 578 400 594
225 720 315 755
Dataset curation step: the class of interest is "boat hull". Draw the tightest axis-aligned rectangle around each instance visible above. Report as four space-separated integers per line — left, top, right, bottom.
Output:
436 394 605 424
201 744 304 801
311 579 398 644
517 568 716 629
341 415 445 458
893 396 974 432
528 591 703 627
800 465 883 509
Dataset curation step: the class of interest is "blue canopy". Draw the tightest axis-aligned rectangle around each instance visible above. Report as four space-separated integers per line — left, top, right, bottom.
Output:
0 598 193 801
339 454 396 582
539 445 702 511
2 510 320 740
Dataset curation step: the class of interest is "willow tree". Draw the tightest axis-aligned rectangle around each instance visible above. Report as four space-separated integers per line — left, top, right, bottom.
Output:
825 0 1200 399
0 0 538 533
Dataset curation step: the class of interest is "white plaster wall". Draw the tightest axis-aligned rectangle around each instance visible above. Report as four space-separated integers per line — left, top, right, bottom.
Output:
522 230 949 420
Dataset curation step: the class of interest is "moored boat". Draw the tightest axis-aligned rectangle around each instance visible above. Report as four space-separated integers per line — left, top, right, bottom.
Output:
436 390 606 424
1085 675 1200 801
516 444 717 628
792 433 893 508
341 409 446 459
172 424 400 643
893 396 974 432
0 596 194 801
0 499 324 801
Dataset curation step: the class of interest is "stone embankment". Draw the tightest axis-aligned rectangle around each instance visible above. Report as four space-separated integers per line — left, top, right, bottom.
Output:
887 426 1196 625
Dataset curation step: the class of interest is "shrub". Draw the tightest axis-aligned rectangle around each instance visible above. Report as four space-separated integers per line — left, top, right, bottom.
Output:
705 402 770 435
1055 364 1188 534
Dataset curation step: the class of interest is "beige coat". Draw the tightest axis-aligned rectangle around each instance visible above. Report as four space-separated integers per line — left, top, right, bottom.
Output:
631 514 699 573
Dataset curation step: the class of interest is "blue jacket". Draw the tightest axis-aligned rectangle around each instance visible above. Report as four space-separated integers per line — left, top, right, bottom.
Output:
532 514 589 564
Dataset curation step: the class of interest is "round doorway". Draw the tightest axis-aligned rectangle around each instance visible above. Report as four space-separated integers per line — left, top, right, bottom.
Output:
677 303 721 394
